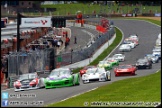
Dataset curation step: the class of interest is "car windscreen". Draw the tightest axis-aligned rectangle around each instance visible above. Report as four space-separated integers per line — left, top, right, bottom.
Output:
50 69 70 76
118 65 132 69
19 74 36 80
86 69 96 74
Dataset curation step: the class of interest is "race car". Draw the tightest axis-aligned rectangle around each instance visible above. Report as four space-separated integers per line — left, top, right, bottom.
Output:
158 33 161 39
13 73 45 92
107 57 119 66
80 65 96 76
82 67 111 83
112 53 125 62
118 44 131 52
44 68 80 89
145 54 159 63
98 61 113 70
122 41 136 49
152 50 161 59
114 64 137 76
124 39 139 46
128 34 139 41
135 58 152 69
156 38 161 46
153 46 161 52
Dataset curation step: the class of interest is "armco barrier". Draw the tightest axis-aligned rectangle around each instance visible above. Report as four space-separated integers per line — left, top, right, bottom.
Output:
83 24 96 29
61 33 116 68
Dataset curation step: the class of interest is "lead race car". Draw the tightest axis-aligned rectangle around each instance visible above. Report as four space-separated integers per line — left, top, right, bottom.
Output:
44 68 80 89
82 67 111 84
13 73 45 92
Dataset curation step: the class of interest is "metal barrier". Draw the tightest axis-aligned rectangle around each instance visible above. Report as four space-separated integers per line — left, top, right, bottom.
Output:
8 48 55 77
55 27 115 67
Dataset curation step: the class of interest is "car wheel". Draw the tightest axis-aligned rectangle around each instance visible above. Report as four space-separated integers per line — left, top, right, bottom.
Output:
82 80 86 84
149 65 152 69
157 60 159 63
107 73 111 81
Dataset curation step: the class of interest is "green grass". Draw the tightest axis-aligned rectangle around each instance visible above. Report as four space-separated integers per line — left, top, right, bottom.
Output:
47 70 161 107
40 4 161 15
10 4 160 16
129 18 161 26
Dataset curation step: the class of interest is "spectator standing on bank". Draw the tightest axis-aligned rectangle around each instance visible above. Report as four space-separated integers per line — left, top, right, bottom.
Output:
74 36 77 44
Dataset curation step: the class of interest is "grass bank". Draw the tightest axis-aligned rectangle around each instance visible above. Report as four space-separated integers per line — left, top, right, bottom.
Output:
41 3 161 15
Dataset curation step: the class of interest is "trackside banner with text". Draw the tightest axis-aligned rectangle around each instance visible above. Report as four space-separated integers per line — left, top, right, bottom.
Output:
21 18 52 27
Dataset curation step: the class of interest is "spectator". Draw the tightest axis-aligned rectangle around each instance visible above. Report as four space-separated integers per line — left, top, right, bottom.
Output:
65 36 70 48
59 39 63 45
74 36 77 44
2 58 8 82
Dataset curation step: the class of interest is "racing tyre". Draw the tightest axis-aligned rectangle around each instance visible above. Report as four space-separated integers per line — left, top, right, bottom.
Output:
106 73 111 81
76 77 80 85
149 65 152 69
82 80 86 84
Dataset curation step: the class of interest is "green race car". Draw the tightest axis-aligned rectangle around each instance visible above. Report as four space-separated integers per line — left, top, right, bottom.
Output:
44 68 80 89
98 61 113 70
107 57 119 66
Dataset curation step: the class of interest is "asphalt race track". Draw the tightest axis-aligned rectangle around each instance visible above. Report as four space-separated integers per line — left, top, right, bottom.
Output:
1 19 161 107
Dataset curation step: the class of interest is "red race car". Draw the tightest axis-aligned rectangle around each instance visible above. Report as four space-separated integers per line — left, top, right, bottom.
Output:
114 64 137 76
80 65 96 76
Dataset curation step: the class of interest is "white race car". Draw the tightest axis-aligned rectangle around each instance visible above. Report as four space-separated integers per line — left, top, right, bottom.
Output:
118 44 131 52
123 41 136 49
112 53 125 62
153 46 161 52
128 34 139 41
158 33 161 39
152 51 161 59
82 67 111 84
156 38 161 46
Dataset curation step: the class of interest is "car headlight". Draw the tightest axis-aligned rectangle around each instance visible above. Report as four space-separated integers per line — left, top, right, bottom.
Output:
83 75 88 79
32 79 36 82
15 81 19 84
99 73 105 78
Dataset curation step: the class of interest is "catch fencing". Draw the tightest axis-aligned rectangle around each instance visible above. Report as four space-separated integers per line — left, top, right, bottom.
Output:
8 48 55 77
55 27 115 67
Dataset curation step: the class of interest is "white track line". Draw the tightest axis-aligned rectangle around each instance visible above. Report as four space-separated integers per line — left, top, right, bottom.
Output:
155 69 160 73
59 87 98 102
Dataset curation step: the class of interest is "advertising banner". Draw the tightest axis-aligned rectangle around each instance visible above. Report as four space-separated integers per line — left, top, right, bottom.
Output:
21 18 52 27
155 13 161 17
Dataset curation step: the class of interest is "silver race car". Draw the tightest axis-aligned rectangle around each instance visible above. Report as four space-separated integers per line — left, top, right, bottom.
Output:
145 54 159 63
118 44 131 52
13 73 45 92
112 53 125 62
82 67 111 84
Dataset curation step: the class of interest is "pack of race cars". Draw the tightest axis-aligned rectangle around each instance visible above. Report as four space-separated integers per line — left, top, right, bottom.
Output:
13 33 161 91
